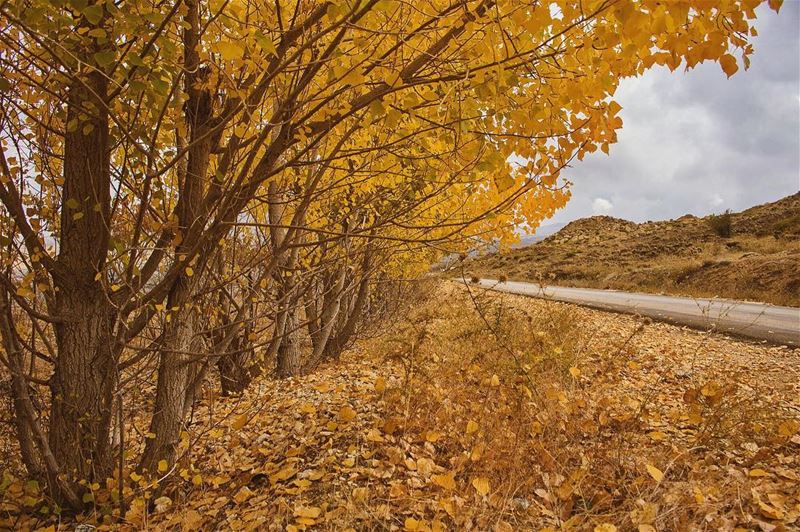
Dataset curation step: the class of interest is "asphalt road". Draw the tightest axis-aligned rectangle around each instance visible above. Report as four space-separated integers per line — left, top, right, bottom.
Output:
468 279 800 346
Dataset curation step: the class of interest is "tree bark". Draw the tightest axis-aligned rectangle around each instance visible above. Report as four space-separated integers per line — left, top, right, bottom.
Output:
48 41 116 494
139 0 213 472
276 296 303 378
0 287 43 479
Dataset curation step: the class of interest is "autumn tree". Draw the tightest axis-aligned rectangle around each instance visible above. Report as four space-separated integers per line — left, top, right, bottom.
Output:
0 0 780 508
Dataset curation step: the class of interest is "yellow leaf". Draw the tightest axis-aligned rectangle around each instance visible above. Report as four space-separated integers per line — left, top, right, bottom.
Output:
255 31 277 56
594 525 617 532
374 376 386 393
466 420 479 434
489 374 500 387
748 468 768 477
404 517 421 531
352 486 369 503
183 509 203 530
294 505 321 518
568 366 581 378
778 419 799 438
233 486 253 504
218 41 245 61
366 428 384 442
157 460 168 473
191 474 202 486
648 431 666 441
720 54 738 78
472 476 490 496
185 266 193 277
231 414 248 430
338 405 357 422
470 443 485 461
425 431 442 443
431 472 456 490
645 464 663 482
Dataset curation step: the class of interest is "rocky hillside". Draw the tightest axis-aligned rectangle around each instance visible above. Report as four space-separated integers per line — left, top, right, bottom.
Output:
469 193 800 306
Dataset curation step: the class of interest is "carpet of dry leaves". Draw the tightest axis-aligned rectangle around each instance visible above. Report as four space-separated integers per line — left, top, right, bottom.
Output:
2 281 798 531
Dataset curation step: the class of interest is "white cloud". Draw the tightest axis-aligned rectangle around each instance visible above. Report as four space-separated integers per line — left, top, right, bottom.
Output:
592 197 614 215
710 193 725 207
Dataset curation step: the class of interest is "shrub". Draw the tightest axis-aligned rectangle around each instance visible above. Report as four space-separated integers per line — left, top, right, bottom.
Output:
707 210 732 238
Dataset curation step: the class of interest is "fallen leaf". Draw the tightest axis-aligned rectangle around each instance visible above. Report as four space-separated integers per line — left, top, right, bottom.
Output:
294 505 321 519
645 464 664 482
432 472 456 490
231 414 248 430
594 524 617 532
472 476 490 496
233 486 253 504
338 405 357 422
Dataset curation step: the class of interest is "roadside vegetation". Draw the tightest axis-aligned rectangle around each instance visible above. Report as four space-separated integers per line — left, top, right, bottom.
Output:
5 282 797 530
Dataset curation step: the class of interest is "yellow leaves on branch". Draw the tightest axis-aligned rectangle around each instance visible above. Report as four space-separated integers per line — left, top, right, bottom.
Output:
217 41 245 61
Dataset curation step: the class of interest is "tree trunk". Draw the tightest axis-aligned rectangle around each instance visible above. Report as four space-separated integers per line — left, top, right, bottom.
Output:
49 288 117 483
139 0 213 472
276 302 303 378
138 281 197 472
218 330 254 395
0 288 43 479
324 250 372 361
48 37 115 496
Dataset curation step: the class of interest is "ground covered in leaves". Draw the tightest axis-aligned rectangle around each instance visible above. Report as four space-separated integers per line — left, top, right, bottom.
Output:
2 281 799 531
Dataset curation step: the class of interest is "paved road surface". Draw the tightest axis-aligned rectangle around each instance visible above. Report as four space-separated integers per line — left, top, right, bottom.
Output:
468 279 800 346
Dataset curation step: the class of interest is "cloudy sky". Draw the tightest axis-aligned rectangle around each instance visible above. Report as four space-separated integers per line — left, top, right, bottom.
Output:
542 2 800 229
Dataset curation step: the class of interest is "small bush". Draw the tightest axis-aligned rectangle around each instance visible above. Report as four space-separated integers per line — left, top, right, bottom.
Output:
707 210 732 238
470 275 480 284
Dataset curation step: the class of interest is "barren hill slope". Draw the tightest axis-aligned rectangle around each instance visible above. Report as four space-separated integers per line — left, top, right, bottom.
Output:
470 193 800 306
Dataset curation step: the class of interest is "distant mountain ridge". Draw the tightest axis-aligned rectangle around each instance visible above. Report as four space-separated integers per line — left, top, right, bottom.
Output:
470 193 800 306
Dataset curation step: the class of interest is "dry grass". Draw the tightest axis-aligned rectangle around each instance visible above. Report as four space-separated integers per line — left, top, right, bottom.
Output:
362 282 799 530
